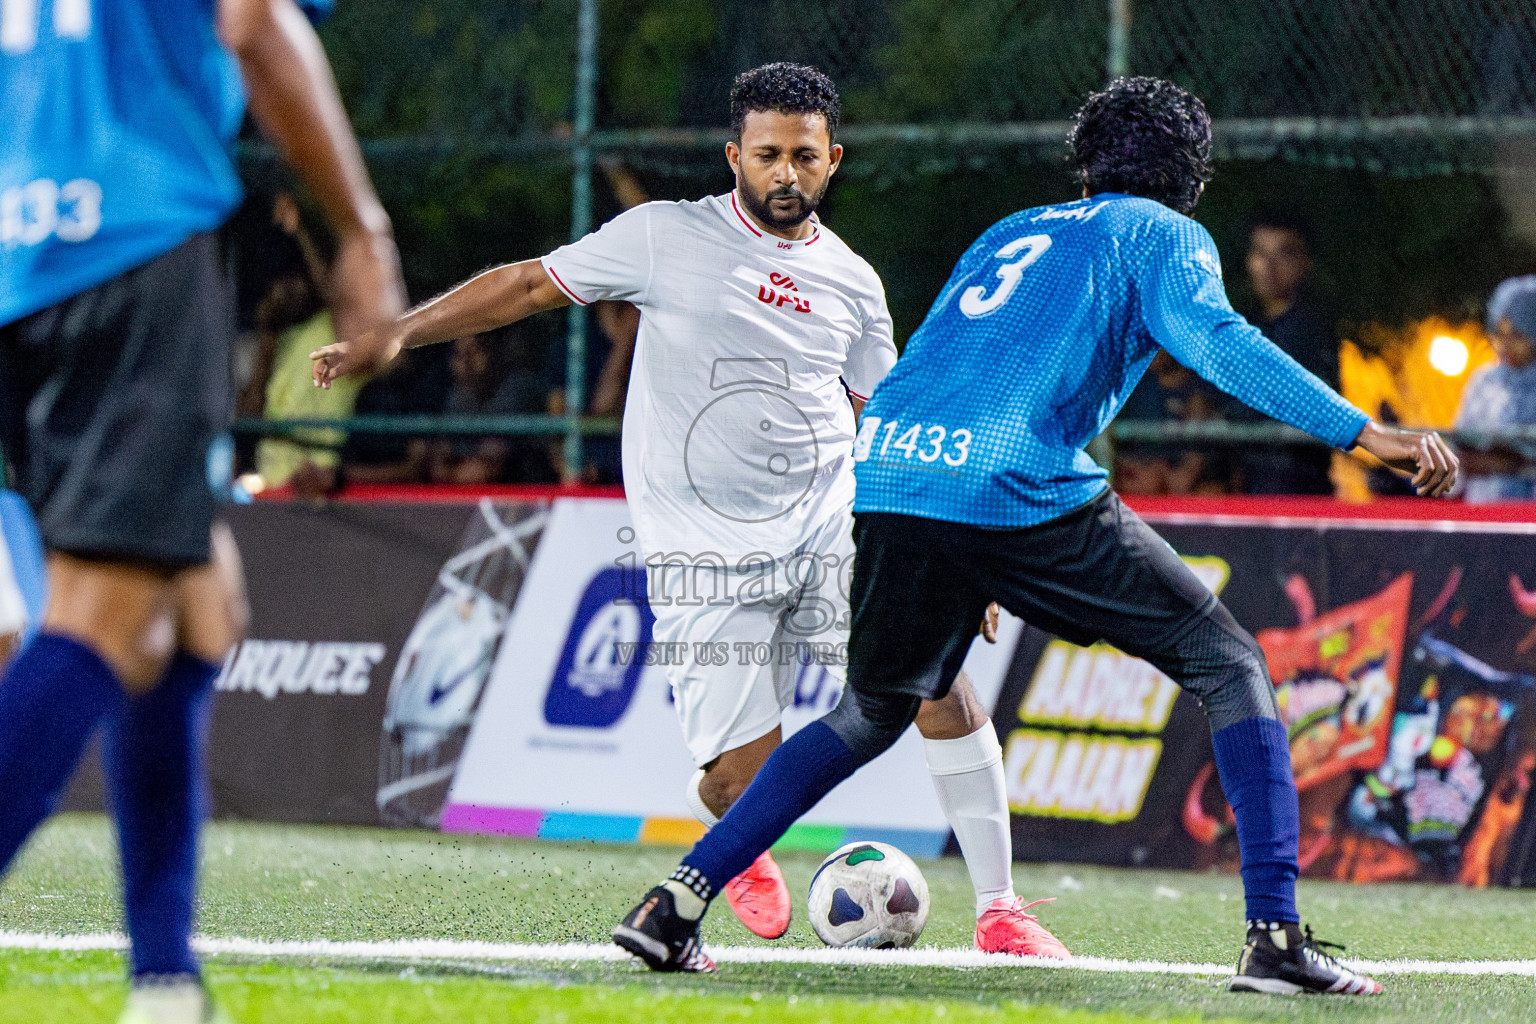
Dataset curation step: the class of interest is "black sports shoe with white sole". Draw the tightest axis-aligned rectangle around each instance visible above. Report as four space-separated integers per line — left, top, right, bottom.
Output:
1228 920 1382 995
613 886 717 973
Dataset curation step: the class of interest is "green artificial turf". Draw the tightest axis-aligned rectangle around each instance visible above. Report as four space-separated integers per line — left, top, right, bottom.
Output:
3 814 1536 1023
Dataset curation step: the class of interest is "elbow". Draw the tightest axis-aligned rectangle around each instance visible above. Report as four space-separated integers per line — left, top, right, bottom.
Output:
1196 350 1243 392
221 0 308 66
1160 338 1223 384
514 259 567 315
1173 325 1248 391
519 262 547 305
218 0 273 59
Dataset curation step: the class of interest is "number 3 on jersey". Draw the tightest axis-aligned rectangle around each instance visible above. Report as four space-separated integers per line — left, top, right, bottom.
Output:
957 233 1051 318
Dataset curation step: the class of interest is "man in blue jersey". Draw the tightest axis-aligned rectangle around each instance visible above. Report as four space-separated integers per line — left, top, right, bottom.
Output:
613 78 1458 994
0 2 405 1021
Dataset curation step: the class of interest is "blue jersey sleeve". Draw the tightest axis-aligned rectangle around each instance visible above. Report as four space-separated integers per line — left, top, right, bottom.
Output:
1137 219 1369 450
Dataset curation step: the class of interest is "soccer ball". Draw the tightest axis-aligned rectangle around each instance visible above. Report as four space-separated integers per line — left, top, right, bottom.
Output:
807 841 930 948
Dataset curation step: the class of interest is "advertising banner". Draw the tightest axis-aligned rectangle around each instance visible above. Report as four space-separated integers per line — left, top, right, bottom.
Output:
996 511 1536 888
45 490 1536 886
442 498 1022 858
53 493 1013 848
207 498 542 824
1256 573 1412 792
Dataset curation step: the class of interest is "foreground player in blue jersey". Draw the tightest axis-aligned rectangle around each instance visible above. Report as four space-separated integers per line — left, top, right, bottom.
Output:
614 77 1457 993
0 2 405 1021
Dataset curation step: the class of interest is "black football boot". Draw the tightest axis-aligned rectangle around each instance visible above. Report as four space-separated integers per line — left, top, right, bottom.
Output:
613 885 717 973
1228 920 1382 995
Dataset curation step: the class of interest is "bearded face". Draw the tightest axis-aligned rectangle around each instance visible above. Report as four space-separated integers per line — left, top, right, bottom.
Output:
729 109 840 234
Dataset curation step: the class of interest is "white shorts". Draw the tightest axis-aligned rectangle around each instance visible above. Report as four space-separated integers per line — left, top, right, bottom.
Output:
648 507 855 766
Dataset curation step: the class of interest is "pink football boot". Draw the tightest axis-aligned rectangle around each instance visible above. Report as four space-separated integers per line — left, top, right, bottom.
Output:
974 897 1071 959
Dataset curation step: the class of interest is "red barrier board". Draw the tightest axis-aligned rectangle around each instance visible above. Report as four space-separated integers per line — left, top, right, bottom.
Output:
264 483 1536 527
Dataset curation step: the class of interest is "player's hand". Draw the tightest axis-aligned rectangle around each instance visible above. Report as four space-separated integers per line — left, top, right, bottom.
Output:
312 227 408 387
310 324 403 389
980 602 1001 643
1354 421 1459 497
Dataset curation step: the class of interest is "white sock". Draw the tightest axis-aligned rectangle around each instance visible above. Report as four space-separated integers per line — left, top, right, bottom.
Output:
123 976 208 1024
685 768 719 828
924 722 1016 917
662 865 713 920
661 879 707 920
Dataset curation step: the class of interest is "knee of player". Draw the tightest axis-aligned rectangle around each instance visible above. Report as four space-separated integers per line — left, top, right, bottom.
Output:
823 686 919 763
41 557 178 693
855 689 923 732
1234 634 1273 691
65 613 176 696
119 610 179 694
1206 642 1281 727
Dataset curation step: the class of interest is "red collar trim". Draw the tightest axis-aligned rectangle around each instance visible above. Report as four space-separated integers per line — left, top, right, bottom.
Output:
730 191 763 237
729 191 822 249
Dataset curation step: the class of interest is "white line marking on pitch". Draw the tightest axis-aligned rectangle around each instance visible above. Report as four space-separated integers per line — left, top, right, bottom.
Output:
4 932 1535 977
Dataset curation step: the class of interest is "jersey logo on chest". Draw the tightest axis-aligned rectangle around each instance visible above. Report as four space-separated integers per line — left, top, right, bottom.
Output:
757 271 812 315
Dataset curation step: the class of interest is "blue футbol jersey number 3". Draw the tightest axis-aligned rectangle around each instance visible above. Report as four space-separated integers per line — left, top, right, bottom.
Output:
853 194 1368 528
0 0 248 325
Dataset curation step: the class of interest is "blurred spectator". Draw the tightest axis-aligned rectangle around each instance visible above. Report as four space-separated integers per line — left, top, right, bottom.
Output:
545 159 647 484
1114 350 1234 495
587 300 641 420
331 346 453 488
1455 276 1536 501
430 330 557 484
1230 210 1338 494
232 190 327 341
238 193 366 490
549 299 638 484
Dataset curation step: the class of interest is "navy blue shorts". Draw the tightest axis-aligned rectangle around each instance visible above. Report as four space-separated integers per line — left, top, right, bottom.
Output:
1 232 232 568
848 490 1224 701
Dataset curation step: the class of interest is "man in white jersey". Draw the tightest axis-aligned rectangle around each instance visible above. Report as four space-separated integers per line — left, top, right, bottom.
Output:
313 63 1065 958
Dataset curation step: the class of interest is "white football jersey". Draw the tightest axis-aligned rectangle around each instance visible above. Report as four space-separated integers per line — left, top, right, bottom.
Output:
542 192 897 562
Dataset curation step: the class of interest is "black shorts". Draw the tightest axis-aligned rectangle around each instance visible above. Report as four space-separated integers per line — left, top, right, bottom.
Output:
848 490 1223 701
0 232 233 567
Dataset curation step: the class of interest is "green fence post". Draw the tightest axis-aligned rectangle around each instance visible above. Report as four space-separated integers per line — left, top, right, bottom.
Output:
563 0 600 482
1107 0 1131 82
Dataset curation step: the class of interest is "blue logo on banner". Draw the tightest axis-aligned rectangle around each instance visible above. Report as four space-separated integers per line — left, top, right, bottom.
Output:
543 567 656 728
793 660 842 715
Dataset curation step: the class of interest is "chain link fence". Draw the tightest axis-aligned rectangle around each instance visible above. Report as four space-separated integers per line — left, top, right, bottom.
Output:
313 0 1536 170
223 1 1536 479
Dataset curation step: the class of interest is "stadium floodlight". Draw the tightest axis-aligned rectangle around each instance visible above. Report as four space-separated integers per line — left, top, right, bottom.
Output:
1429 335 1471 377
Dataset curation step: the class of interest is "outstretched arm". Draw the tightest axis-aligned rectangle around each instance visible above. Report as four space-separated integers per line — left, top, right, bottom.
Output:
311 259 569 386
315 202 653 385
1140 221 1458 496
221 0 406 347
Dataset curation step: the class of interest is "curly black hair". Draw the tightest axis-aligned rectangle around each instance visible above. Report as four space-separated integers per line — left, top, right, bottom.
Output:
729 62 841 141
1068 77 1213 215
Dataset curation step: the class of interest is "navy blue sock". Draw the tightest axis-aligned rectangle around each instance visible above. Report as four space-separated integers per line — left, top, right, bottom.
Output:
683 722 860 889
105 652 219 979
1212 716 1300 923
0 633 125 874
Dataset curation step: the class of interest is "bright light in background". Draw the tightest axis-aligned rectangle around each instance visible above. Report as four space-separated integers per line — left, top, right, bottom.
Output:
1429 335 1470 376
